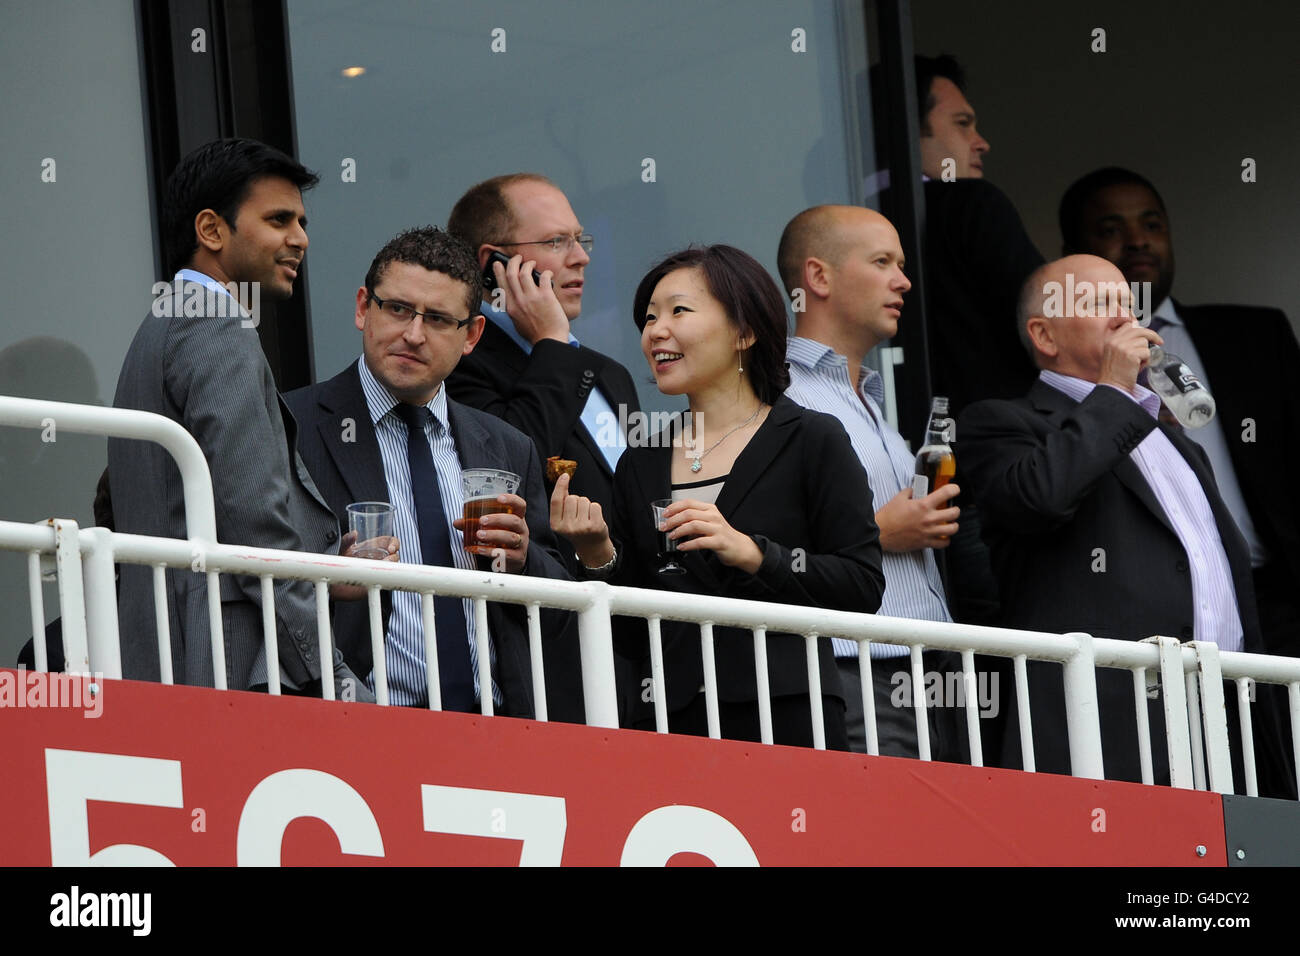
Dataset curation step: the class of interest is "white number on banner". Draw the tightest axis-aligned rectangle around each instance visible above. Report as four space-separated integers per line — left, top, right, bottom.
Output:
45 748 183 866
236 768 385 865
421 784 567 865
620 805 760 866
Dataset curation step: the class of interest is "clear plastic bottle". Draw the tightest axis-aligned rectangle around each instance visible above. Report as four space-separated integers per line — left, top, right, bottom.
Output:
1146 345 1216 428
914 396 956 496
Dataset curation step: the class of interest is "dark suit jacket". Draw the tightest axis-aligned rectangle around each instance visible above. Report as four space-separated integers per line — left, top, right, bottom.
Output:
605 397 886 727
1178 302 1300 621
283 362 584 722
110 302 340 691
922 179 1045 418
959 381 1264 782
445 317 640 514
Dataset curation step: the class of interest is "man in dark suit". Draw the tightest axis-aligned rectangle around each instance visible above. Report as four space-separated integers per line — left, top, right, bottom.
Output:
898 54 1047 420
285 227 585 721
887 56 1047 641
1060 166 1300 659
109 138 372 699
445 174 640 534
959 254 1291 793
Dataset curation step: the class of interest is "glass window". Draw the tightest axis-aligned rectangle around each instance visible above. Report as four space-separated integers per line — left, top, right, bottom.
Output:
0 0 155 666
287 0 875 411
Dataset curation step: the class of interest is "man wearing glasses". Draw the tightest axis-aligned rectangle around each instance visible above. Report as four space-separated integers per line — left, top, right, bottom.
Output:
446 174 640 550
284 227 584 720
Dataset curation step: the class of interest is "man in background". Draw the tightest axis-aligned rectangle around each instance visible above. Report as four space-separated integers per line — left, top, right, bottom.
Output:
446 174 639 532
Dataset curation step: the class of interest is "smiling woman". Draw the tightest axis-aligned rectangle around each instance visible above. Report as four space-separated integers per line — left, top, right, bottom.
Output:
550 245 887 749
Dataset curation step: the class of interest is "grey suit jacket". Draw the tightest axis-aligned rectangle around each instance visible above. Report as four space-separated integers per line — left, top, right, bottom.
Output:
283 362 584 721
108 295 340 690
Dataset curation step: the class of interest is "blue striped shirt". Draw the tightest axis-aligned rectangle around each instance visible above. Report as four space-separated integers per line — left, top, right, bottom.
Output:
785 338 952 659
357 357 502 706
1040 371 1243 651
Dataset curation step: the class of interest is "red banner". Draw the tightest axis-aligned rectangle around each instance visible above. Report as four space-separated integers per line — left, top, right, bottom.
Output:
0 667 1228 865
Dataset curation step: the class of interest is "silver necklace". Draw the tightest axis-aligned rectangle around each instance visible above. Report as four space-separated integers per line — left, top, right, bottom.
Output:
689 405 762 472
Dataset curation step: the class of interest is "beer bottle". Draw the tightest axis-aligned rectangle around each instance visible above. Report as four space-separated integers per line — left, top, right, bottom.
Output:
1146 345 1216 428
914 396 956 497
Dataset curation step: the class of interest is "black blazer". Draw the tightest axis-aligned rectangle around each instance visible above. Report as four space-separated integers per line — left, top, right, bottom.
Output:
921 179 1045 419
1178 302 1300 611
959 381 1263 781
445 318 641 513
605 396 886 723
283 362 584 722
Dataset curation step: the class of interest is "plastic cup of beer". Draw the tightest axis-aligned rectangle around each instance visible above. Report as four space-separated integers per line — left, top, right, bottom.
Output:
461 468 521 555
346 502 394 559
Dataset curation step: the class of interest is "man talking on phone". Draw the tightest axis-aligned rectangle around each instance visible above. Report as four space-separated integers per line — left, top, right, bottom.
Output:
446 175 640 546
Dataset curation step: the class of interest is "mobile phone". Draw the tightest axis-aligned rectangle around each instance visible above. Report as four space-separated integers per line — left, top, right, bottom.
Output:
482 250 544 291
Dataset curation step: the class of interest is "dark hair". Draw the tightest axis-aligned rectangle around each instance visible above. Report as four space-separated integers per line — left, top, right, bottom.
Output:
447 172 557 255
161 138 319 275
632 245 790 405
914 54 967 134
1059 167 1167 252
364 226 483 318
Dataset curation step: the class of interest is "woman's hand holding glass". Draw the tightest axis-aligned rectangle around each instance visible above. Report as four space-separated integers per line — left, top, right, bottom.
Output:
660 498 763 574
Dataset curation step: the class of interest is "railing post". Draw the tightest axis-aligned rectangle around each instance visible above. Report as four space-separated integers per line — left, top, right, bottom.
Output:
1190 641 1234 794
1061 632 1104 780
1147 635 1195 789
81 527 122 680
576 582 619 728
51 519 89 675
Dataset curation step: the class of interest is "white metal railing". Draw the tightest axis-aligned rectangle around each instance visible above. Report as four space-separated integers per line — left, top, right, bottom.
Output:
4 396 1299 800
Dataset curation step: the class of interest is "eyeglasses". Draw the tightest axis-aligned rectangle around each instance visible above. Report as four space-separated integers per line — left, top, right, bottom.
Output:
368 292 472 331
497 233 594 254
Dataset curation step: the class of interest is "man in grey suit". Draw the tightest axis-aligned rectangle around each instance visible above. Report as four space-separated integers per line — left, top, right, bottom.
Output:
109 138 376 698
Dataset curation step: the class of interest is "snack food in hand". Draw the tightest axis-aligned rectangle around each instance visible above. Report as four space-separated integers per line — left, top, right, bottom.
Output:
546 456 578 483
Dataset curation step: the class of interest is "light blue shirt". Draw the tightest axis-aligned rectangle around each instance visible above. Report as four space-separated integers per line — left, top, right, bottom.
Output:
785 337 952 660
1041 370 1243 652
481 301 626 471
175 268 235 300
357 357 501 707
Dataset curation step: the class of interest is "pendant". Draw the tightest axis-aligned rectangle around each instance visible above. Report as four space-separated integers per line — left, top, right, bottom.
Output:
691 457 702 473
